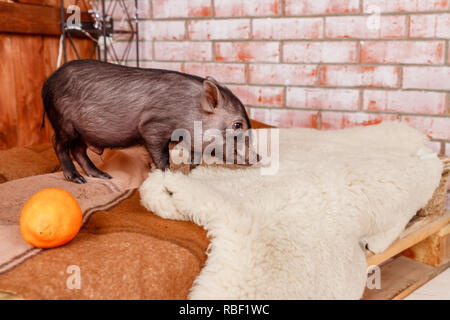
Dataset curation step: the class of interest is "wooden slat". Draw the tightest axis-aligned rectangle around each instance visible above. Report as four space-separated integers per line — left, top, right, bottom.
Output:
16 0 93 11
0 2 61 36
402 227 450 267
438 223 450 237
0 2 91 36
363 255 450 300
366 210 450 266
16 0 56 6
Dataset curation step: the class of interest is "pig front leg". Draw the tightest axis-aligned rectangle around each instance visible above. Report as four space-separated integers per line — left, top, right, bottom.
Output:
145 139 170 171
139 123 171 171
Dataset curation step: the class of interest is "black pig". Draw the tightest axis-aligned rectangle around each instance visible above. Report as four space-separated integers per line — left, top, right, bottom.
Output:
42 60 252 183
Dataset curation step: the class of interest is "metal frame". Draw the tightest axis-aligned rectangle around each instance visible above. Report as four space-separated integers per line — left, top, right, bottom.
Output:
59 0 139 67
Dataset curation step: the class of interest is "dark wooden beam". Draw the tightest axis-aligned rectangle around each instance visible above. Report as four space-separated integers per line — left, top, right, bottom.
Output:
0 2 91 36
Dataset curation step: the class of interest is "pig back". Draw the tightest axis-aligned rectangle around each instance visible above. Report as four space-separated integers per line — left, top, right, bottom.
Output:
45 60 205 146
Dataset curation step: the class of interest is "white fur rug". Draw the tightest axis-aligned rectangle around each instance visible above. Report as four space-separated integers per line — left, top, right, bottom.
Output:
139 122 443 299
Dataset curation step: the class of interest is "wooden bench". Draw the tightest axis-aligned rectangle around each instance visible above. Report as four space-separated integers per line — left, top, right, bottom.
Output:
363 211 450 300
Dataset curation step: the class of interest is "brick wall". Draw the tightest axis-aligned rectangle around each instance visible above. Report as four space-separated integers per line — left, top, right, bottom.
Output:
131 0 450 155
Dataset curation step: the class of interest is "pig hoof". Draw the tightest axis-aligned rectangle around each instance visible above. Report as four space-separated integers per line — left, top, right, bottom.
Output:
98 172 112 179
88 171 112 180
100 172 112 180
65 172 87 184
72 175 87 184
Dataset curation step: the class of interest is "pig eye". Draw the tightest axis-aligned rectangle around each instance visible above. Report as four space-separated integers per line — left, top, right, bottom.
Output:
233 122 243 130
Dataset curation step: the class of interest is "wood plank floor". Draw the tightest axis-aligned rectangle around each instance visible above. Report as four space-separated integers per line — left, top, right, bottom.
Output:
406 196 450 300
405 267 450 300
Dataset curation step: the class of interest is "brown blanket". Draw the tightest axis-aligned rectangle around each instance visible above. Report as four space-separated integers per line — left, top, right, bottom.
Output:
0 144 208 299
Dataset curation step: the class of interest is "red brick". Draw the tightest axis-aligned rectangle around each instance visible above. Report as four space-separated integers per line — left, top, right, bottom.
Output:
363 90 447 114
154 41 212 61
248 64 318 85
325 16 406 39
402 116 450 140
133 0 150 18
114 18 134 34
249 108 319 128
113 41 152 61
106 1 137 20
410 14 450 38
403 66 450 90
428 141 443 154
214 0 280 17
188 19 250 40
152 0 211 18
320 65 400 88
363 0 449 13
321 112 399 129
287 88 359 110
283 41 357 63
139 21 185 40
138 61 184 72
227 85 284 107
253 18 323 39
215 42 280 62
360 41 445 64
184 63 246 83
285 0 359 15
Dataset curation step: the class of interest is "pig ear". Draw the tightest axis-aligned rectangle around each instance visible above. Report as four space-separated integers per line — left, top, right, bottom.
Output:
201 79 221 113
205 76 219 85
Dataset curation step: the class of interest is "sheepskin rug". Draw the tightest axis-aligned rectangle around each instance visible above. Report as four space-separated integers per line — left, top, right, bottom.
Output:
139 122 443 300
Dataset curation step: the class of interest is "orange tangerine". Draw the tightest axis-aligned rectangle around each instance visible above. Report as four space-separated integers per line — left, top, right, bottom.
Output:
19 188 82 248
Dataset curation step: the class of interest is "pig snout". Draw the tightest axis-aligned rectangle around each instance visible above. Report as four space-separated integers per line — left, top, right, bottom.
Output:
245 148 262 165
240 141 262 166
225 133 262 166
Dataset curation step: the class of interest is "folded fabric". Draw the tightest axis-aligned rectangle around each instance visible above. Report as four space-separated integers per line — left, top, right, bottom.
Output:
0 146 150 275
0 144 59 182
0 192 208 299
139 122 443 299
0 145 209 299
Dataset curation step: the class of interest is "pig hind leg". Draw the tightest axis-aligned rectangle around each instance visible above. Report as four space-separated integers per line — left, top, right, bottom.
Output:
52 134 87 184
71 140 112 180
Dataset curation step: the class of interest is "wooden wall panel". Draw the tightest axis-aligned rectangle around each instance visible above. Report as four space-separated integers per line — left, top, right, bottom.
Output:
11 35 49 147
0 35 18 149
0 1 96 149
42 37 60 77
41 37 60 142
